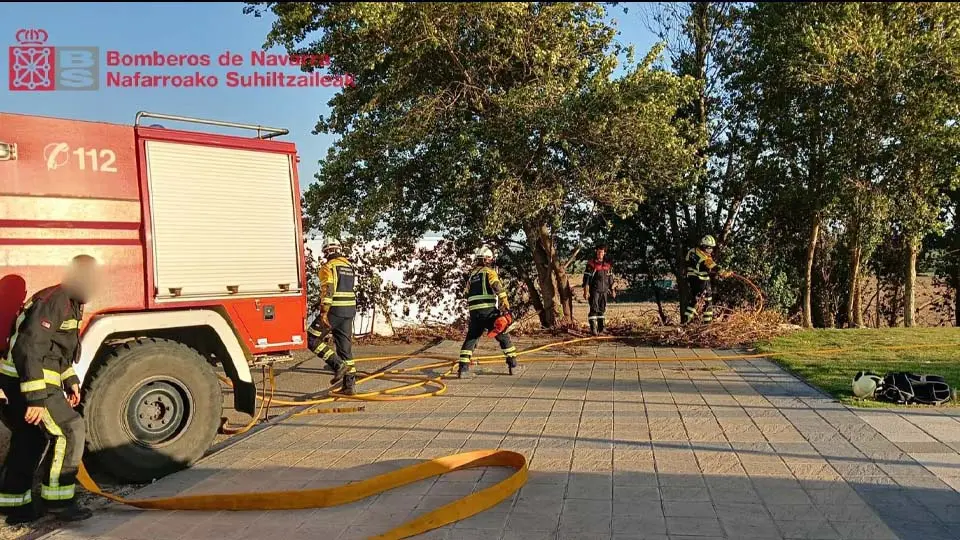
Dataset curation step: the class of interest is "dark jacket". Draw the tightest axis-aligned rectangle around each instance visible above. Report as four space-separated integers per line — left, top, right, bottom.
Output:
583 259 614 294
1 286 82 405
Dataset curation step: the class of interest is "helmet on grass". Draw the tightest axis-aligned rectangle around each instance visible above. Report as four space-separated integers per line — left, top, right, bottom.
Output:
852 371 883 398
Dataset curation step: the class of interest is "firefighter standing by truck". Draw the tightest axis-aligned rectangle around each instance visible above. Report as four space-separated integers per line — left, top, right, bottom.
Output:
0 255 100 525
683 235 731 324
306 239 357 395
582 244 616 335
457 246 519 378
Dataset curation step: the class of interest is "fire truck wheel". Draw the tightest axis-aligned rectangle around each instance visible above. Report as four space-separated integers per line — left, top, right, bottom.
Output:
83 337 222 483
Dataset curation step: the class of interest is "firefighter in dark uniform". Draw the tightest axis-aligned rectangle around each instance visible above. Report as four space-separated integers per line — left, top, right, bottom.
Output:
582 244 615 335
457 246 519 378
0 255 99 525
306 239 357 395
683 235 731 324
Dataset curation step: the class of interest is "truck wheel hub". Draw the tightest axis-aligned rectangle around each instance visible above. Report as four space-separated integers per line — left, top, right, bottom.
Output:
124 379 191 446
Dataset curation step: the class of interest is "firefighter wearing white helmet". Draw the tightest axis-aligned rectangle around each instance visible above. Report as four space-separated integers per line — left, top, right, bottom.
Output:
457 245 519 378
305 237 356 395
682 234 732 325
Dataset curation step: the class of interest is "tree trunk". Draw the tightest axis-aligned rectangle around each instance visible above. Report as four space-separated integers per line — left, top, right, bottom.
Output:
692 1 709 232
653 283 668 325
845 236 862 328
667 201 690 320
802 216 820 328
904 237 919 328
851 273 863 327
954 262 960 327
523 221 559 327
537 222 575 323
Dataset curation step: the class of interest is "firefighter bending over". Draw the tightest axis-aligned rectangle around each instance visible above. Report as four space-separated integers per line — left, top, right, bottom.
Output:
458 246 519 378
582 244 616 335
306 239 357 395
0 255 100 525
683 235 731 324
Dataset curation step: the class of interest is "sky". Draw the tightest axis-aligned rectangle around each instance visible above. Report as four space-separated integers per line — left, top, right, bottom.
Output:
3 2 661 191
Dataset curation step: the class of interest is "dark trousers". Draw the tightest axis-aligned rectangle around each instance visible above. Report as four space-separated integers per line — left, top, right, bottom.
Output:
683 277 714 324
0 380 84 510
306 310 356 373
588 291 608 333
458 309 517 368
329 312 354 373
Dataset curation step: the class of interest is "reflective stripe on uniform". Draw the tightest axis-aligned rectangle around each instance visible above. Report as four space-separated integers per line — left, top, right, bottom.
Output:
59 319 79 330
458 350 472 363
40 484 75 501
0 490 32 507
0 361 16 378
40 409 68 494
61 366 76 380
5 363 65 392
20 379 46 393
330 261 357 308
502 346 517 359
467 268 499 311
307 327 325 338
3 300 33 364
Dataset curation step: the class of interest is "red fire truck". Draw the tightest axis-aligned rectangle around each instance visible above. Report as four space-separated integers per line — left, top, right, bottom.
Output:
0 111 308 482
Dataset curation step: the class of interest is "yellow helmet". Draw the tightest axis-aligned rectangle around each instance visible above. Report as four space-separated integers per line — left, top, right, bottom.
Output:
700 235 717 248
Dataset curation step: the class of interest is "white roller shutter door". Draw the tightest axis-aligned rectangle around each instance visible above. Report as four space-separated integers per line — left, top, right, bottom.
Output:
145 140 301 300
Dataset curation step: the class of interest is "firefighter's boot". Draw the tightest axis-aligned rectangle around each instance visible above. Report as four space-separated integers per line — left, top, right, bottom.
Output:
330 361 351 385
4 503 41 526
457 362 473 379
597 317 605 334
589 320 598 336
340 373 356 396
47 502 92 522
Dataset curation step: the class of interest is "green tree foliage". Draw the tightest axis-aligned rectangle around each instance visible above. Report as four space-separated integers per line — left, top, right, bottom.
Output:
246 2 697 327
251 2 960 330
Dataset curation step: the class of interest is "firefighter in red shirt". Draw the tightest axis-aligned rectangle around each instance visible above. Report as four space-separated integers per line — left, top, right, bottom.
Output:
0 255 99 525
583 244 615 335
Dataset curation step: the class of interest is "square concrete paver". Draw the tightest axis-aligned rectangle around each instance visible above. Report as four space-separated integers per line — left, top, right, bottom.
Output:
40 341 960 540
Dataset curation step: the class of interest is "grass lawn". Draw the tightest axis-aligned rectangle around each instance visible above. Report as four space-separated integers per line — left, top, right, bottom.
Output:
757 328 960 407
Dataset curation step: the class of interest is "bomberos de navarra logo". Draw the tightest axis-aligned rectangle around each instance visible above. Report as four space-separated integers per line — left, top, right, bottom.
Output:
8 29 354 91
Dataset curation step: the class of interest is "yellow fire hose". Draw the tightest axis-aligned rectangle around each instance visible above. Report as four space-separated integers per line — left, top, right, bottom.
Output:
75 332 960 540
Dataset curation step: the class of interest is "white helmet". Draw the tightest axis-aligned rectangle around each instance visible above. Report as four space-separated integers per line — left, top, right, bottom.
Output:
474 246 494 260
700 235 717 248
852 371 883 398
322 237 342 254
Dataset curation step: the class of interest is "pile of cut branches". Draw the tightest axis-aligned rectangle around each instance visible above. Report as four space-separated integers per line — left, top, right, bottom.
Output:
605 309 793 349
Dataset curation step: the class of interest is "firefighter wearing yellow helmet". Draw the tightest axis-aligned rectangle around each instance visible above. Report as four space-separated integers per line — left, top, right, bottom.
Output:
305 238 357 395
683 235 732 324
457 246 519 378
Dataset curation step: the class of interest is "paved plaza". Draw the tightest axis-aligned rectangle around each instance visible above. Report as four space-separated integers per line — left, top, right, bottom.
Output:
41 341 960 540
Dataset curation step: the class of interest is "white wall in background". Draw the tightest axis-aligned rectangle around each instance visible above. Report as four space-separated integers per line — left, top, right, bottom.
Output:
305 236 460 335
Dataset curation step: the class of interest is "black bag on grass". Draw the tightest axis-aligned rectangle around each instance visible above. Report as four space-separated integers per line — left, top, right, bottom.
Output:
877 372 952 406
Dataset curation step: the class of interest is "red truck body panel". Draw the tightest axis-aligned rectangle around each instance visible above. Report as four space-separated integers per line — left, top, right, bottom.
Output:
0 112 308 356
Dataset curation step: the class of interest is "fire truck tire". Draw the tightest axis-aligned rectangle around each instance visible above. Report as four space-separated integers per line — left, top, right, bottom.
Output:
83 337 222 483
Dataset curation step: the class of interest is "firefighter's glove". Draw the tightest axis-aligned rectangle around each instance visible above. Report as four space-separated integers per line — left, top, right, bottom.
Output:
320 310 331 328
720 270 733 279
